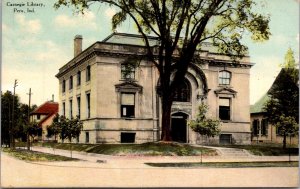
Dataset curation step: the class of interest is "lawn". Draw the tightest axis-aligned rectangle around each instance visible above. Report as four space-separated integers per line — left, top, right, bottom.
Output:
211 144 299 156
145 161 299 168
36 142 218 156
2 148 79 161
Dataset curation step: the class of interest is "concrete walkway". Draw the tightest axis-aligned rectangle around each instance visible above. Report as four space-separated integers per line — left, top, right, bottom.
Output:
26 146 299 169
2 152 298 187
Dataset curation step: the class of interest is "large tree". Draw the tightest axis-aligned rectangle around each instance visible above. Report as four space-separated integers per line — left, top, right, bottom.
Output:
55 0 270 141
264 49 299 148
1 91 22 148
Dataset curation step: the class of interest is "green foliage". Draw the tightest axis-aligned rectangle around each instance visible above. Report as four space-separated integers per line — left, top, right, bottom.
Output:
188 104 220 138
37 142 217 156
281 48 297 69
146 161 299 168
264 68 299 148
24 121 42 138
275 116 298 136
1 91 37 146
47 115 83 142
2 148 78 161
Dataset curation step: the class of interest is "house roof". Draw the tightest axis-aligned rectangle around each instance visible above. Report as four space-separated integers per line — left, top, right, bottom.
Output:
31 101 58 115
103 32 160 47
31 101 58 126
56 32 252 78
250 93 270 114
102 32 228 54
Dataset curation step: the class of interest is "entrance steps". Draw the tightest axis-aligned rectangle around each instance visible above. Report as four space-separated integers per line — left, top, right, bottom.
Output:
214 147 254 157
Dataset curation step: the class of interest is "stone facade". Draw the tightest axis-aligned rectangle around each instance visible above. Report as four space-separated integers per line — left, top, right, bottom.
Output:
56 33 252 144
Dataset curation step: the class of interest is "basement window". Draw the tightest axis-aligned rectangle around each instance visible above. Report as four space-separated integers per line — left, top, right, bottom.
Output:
121 132 136 143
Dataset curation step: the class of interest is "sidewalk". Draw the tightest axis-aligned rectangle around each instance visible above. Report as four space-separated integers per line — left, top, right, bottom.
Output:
27 146 299 168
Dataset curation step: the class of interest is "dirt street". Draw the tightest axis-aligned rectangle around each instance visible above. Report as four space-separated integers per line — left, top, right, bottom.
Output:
1 153 298 187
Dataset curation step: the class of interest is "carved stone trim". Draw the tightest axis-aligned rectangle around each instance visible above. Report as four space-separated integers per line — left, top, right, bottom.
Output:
115 81 143 93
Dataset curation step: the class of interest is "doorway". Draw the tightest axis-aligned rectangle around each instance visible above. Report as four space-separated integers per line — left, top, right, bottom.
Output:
171 112 188 143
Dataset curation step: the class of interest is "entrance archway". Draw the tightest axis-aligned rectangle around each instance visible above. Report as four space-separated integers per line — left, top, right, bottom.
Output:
171 112 188 143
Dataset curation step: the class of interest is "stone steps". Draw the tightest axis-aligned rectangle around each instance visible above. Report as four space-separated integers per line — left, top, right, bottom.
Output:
216 148 253 157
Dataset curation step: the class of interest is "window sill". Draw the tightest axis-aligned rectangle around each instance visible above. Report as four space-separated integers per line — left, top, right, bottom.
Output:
220 120 231 123
120 79 137 82
121 117 135 120
218 84 232 88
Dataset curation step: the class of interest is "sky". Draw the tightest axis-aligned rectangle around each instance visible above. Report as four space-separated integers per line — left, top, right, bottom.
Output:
2 0 299 106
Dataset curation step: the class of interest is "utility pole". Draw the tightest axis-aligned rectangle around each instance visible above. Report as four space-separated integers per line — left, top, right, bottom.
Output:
11 79 18 149
26 88 33 150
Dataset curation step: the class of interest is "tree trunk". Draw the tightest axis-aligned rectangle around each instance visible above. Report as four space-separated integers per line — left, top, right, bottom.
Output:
27 133 30 150
161 94 173 141
283 133 287 149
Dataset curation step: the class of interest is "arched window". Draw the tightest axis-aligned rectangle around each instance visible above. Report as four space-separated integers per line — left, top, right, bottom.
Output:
173 80 191 102
219 70 231 85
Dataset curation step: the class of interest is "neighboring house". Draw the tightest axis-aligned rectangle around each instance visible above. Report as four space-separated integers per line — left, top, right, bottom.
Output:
250 69 299 145
56 33 252 144
30 101 59 141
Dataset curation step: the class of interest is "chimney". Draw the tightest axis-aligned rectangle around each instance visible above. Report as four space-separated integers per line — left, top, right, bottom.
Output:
74 35 82 57
52 94 54 102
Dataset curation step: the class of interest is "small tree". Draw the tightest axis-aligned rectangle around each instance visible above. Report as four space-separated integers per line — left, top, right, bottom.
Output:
188 104 220 144
24 121 42 150
47 115 83 143
47 114 61 142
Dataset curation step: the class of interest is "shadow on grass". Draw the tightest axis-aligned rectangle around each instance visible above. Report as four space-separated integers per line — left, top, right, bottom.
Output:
145 161 299 168
34 142 218 156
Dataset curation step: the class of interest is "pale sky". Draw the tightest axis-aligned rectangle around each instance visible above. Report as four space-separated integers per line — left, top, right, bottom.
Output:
2 0 299 106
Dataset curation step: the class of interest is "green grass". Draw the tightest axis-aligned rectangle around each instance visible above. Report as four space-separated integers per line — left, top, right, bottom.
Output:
145 161 299 168
36 142 218 156
211 144 299 156
2 148 79 162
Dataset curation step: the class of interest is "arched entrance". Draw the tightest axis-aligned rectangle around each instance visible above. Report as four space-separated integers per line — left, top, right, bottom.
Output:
171 112 188 143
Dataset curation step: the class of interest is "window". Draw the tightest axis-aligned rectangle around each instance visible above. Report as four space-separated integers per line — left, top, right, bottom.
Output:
121 132 136 143
219 70 231 85
219 98 230 120
85 132 89 143
69 99 73 118
261 119 268 136
86 66 91 81
77 96 81 119
219 134 232 144
173 80 191 102
69 76 73 90
121 64 135 80
37 114 40 120
62 80 66 93
86 93 90 118
62 102 66 117
77 71 81 86
252 119 259 136
121 93 135 117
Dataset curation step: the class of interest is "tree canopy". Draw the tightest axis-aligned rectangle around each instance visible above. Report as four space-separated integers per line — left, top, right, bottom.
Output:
47 115 83 143
55 0 270 141
264 49 299 148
